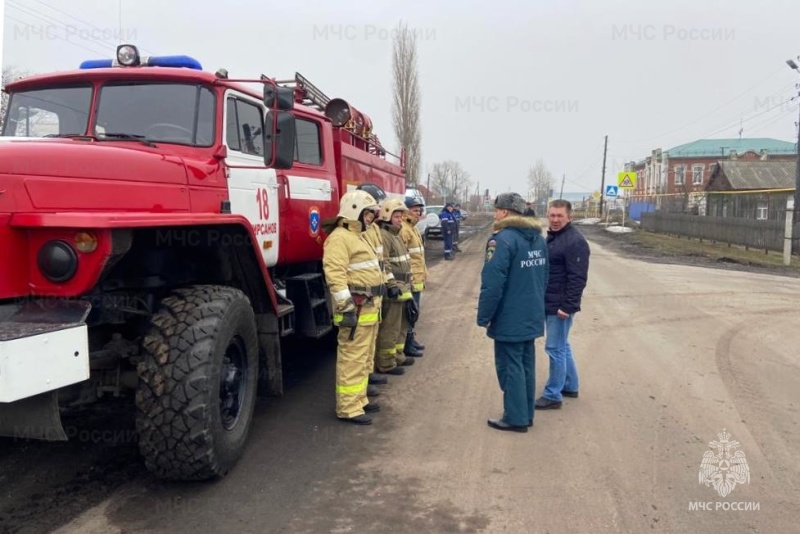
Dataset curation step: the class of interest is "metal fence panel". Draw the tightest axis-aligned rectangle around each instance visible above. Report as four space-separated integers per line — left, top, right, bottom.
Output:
641 213 784 251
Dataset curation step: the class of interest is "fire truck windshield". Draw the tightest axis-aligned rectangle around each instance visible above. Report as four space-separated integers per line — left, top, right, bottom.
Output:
2 82 216 147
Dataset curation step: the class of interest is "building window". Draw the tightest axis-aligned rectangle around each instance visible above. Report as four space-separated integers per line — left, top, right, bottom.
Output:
756 202 768 220
674 165 685 185
692 165 704 185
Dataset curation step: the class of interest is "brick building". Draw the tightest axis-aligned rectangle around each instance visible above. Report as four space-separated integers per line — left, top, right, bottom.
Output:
630 137 796 215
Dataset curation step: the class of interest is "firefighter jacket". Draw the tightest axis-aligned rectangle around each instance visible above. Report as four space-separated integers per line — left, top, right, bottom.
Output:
363 222 393 286
399 216 427 292
323 218 385 326
477 215 548 342
379 223 413 301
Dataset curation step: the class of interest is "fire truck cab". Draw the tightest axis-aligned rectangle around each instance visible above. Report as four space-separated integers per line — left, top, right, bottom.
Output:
0 44 409 480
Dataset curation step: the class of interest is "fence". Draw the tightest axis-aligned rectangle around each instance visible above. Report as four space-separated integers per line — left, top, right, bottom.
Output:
628 191 792 221
640 212 786 252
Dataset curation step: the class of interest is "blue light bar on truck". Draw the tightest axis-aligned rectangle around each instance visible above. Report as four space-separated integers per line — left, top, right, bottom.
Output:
79 55 203 70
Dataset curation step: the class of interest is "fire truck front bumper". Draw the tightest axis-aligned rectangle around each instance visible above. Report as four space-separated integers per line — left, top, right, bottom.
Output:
0 300 90 440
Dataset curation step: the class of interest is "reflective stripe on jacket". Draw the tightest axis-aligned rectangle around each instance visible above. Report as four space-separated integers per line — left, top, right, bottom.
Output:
399 217 427 290
323 218 384 326
379 223 413 301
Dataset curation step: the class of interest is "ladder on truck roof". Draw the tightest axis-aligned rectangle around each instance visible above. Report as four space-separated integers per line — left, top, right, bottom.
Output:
274 72 401 166
275 72 330 112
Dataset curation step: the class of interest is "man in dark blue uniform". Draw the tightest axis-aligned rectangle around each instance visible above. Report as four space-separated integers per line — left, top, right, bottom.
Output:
477 192 549 432
439 203 458 260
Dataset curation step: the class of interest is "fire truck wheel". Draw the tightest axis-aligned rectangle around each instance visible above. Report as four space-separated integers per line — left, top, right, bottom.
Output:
135 285 259 481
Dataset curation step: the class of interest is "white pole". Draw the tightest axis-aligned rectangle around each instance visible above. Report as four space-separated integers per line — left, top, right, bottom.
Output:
784 198 795 266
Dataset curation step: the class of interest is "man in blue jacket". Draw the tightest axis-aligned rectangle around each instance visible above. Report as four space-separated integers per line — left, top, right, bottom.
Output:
535 199 590 410
439 203 458 260
477 192 549 432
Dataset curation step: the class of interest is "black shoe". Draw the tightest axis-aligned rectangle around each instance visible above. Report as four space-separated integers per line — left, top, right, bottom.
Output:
528 420 533 427
367 385 381 397
400 357 415 366
338 414 372 425
364 403 381 413
562 390 579 398
535 397 562 409
369 373 388 385
412 338 425 351
487 419 528 433
404 345 423 357
379 367 405 375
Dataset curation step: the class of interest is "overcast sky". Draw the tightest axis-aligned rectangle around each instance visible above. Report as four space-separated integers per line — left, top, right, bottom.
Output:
3 0 800 197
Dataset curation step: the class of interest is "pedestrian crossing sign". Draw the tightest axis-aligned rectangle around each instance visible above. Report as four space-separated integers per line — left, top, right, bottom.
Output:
617 172 637 189
605 185 618 197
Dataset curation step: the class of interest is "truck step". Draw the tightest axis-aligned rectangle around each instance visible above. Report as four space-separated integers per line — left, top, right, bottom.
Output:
276 303 294 317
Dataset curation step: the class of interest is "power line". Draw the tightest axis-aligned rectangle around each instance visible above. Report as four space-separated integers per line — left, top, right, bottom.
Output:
615 66 792 145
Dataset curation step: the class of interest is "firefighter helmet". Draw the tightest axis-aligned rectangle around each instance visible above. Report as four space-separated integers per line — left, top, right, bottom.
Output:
337 190 379 221
356 182 387 202
378 198 409 222
404 195 425 209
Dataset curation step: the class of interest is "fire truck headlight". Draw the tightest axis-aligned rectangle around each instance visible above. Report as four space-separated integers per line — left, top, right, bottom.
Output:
37 240 78 283
116 44 140 66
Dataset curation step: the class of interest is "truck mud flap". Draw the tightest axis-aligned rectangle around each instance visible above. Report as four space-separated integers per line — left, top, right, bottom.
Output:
0 390 67 441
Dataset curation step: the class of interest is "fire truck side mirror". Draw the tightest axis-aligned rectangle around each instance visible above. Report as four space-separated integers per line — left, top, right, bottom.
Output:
264 85 294 111
264 111 296 169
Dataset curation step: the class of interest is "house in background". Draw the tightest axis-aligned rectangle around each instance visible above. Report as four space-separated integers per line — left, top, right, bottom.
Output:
705 160 795 221
630 137 796 217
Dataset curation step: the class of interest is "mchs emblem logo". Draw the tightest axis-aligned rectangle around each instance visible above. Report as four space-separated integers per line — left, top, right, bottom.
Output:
699 429 750 498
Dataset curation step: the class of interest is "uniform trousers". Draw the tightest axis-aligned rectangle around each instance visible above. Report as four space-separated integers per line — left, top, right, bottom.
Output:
494 339 535 427
336 322 379 418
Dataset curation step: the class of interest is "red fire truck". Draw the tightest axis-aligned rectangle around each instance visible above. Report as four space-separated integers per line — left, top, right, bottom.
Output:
0 44 409 480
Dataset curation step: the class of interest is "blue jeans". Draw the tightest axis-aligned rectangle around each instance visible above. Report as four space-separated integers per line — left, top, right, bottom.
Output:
542 314 578 401
494 340 535 426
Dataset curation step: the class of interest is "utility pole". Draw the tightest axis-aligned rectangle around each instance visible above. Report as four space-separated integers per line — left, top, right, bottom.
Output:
425 173 431 203
599 135 608 217
559 173 565 199
0 0 5 95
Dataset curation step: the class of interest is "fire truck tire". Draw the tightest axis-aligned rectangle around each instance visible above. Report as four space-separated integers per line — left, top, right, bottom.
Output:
135 285 259 481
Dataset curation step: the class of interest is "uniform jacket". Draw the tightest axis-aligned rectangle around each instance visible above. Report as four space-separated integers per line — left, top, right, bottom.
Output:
545 222 590 315
363 222 391 285
439 209 457 234
379 223 413 301
399 216 427 291
477 215 548 342
322 218 384 326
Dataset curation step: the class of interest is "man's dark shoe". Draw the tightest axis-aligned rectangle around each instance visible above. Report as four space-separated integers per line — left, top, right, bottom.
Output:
369 373 388 385
562 390 579 398
379 367 405 375
535 397 562 409
487 418 528 433
412 337 425 351
400 357 415 366
528 420 533 427
367 385 381 397
364 403 381 413
338 414 372 425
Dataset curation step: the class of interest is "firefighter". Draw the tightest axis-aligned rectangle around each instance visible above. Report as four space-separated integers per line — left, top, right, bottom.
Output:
356 183 393 393
322 190 385 425
440 203 458 260
399 195 427 356
373 198 417 374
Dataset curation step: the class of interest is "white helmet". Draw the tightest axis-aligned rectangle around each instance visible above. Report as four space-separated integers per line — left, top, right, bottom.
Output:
377 198 409 223
337 190 379 221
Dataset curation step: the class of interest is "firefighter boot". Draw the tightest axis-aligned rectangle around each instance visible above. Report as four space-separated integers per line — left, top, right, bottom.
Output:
404 331 423 357
411 335 425 351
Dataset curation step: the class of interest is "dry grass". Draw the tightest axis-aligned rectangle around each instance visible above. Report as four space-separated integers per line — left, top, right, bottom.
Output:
627 230 800 270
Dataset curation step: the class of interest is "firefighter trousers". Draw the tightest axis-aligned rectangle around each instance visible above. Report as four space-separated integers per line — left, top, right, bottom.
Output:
376 299 403 371
336 321 379 418
397 309 411 362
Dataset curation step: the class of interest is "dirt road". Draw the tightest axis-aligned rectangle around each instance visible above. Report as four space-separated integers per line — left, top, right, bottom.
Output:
6 220 800 533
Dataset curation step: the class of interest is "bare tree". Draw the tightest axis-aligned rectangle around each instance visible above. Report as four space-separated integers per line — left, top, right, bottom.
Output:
527 159 554 212
1 67 33 132
391 21 422 184
430 160 472 202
